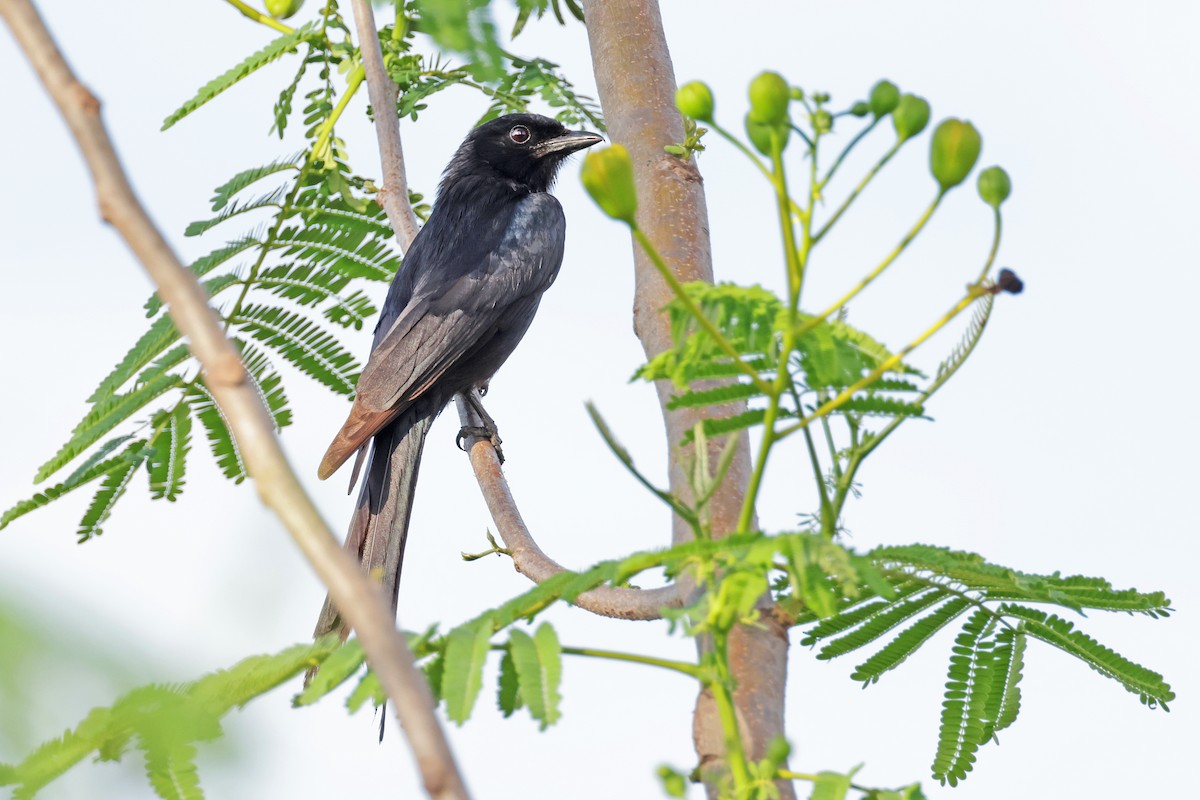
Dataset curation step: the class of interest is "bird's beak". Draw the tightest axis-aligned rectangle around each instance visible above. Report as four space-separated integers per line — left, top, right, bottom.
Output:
535 130 605 157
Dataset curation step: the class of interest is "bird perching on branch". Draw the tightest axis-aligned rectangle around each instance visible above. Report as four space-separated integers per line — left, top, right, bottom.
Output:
314 113 602 639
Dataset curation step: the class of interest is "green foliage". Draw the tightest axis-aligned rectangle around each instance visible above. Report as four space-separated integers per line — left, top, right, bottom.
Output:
505 624 563 730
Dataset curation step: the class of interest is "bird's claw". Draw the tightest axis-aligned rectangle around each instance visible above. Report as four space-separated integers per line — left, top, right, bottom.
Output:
457 425 505 463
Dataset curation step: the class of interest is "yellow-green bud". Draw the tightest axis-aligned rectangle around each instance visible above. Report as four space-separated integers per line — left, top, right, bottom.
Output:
265 0 304 20
748 71 791 125
849 101 871 118
745 112 789 156
581 145 638 224
892 93 931 141
976 166 1012 208
869 79 900 117
930 119 982 191
812 109 833 134
675 81 715 122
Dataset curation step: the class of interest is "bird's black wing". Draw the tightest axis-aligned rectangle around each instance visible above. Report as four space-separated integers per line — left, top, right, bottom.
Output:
355 192 566 411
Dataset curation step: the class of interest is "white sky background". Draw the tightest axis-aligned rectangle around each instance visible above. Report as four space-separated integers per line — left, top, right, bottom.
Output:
1 1 1197 798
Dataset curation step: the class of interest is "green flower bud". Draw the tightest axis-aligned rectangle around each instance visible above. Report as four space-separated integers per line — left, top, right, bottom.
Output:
581 144 638 224
748 71 791 125
265 0 304 20
790 87 806 101
930 119 982 191
745 112 789 156
812 109 833 134
891 93 931 141
812 91 831 104
976 166 1012 208
675 81 715 122
766 736 792 766
849 101 871 117
869 79 900 117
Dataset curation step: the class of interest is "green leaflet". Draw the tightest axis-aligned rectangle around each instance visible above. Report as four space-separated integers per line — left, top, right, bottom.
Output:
1000 604 1173 708
147 406 193 502
231 304 360 396
496 649 522 717
238 343 293 430
982 625 1025 738
254 263 377 331
292 639 366 707
931 610 996 786
851 598 971 684
35 372 182 484
185 384 246 483
161 25 319 130
1 439 143 531
506 624 563 730
207 155 302 211
184 186 288 237
345 671 385 714
815 589 947 660
76 443 151 541
87 315 180 403
442 616 494 725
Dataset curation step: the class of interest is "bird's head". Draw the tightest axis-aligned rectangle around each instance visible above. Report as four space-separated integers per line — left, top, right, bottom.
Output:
447 113 604 194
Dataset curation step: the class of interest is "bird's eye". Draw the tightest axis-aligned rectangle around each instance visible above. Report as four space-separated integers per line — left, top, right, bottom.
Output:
509 125 531 144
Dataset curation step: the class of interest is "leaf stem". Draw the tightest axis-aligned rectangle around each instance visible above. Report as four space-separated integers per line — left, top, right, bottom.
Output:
221 0 295 35
709 633 753 791
559 646 701 677
311 64 366 164
813 139 904 244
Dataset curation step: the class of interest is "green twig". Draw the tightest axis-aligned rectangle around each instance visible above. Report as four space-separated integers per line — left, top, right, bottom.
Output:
222 0 295 35
813 139 904 243
820 116 880 189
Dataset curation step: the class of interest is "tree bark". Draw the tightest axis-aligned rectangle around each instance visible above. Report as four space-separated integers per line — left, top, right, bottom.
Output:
579 2 793 796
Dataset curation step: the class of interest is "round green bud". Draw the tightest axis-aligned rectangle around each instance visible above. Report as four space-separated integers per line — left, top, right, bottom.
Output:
790 87 806 101
812 91 831 104
849 101 871 118
745 112 790 156
766 736 792 765
892 93 931 141
265 0 304 20
930 119 982 191
748 71 791 125
675 81 715 122
868 79 900 117
581 144 638 224
976 166 1012 208
812 109 833 134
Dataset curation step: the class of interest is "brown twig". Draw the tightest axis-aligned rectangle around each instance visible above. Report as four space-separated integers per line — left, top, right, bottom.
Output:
349 0 420 248
456 404 689 620
0 2 468 798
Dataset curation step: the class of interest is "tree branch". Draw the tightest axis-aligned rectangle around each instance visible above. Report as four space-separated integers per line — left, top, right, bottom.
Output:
0 2 468 798
456 404 689 620
579 1 793 796
349 0 420 248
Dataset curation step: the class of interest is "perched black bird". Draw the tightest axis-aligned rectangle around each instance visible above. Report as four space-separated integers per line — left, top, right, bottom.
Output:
314 114 602 639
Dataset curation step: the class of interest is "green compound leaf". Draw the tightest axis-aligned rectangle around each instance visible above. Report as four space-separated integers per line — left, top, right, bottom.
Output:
147 405 193 502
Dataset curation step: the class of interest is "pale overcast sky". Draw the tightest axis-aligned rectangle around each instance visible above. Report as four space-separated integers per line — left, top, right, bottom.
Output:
1 2 1196 798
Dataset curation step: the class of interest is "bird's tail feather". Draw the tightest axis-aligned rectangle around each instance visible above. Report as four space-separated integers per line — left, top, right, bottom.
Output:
313 408 435 642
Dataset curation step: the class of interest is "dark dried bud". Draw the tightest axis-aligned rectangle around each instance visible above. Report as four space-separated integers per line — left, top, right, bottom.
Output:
995 268 1024 295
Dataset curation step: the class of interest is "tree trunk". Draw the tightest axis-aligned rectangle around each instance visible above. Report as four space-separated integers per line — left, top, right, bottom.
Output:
579 2 794 796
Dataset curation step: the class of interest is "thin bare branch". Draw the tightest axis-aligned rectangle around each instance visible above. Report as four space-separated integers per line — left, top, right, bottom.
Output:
349 0 420 248
456 403 690 619
0 2 467 797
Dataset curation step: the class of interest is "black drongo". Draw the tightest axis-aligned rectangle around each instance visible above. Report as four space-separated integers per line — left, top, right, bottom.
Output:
314 113 602 638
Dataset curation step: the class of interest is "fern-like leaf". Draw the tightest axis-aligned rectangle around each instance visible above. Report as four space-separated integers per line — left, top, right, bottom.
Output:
184 186 287 237
35 373 182 484
87 316 180 403
1 438 144 530
272 222 399 282
931 610 995 787
850 597 972 684
238 342 293 430
231 304 360 395
665 382 764 411
816 588 948 660
496 648 523 717
292 640 366 707
147 405 193 502
162 26 318 130
1000 604 1173 709
254 263 376 330
144 236 261 317
185 384 245 483
77 443 151 541
982 625 1025 738
208 155 301 211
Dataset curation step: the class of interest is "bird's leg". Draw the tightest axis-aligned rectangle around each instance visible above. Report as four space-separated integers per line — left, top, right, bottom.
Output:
456 387 505 463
